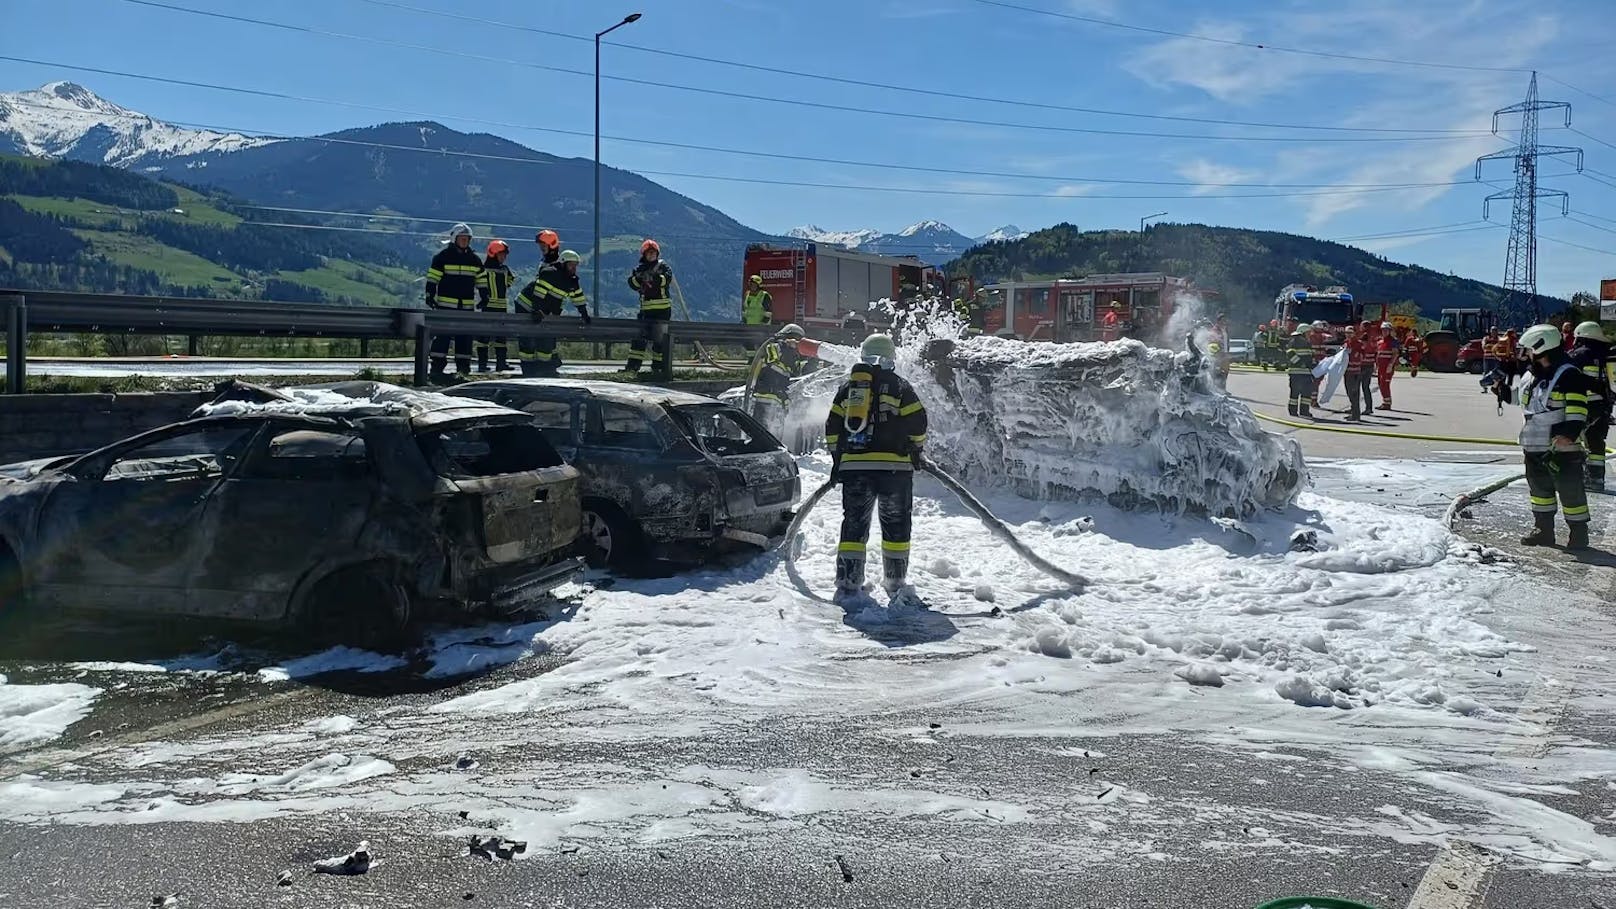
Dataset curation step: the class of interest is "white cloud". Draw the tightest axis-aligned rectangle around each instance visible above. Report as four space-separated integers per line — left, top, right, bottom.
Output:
1175 158 1259 194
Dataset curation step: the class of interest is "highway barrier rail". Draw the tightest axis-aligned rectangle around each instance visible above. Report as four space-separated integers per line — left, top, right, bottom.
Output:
0 290 778 392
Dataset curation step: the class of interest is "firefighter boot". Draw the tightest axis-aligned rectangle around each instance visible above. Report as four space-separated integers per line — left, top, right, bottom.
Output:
1587 463 1606 493
834 556 866 602
477 348 490 373
1520 511 1556 547
881 555 910 596
1569 521 1591 551
496 350 509 372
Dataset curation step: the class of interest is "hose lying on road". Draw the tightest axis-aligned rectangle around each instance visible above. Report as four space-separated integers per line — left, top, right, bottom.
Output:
777 461 1087 593
1444 472 1526 529
1251 409 1519 446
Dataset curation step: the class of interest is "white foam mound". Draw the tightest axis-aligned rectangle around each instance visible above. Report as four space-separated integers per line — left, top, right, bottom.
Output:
779 299 1304 517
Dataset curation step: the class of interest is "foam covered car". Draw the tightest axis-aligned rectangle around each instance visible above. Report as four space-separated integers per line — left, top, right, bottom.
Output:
0 382 581 648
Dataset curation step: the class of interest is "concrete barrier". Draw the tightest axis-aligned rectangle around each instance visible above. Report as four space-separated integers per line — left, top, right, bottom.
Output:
0 391 212 464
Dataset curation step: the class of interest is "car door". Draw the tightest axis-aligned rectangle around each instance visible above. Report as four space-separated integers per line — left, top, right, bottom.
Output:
30 420 261 615
187 421 377 621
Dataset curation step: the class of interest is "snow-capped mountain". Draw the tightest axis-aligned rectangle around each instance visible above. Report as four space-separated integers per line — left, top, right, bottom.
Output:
0 82 275 168
978 224 1029 243
782 220 1029 261
785 225 883 248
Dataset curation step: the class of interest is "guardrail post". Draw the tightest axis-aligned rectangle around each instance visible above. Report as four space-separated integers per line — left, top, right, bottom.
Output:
658 323 674 382
187 335 199 356
359 337 370 358
4 294 25 395
413 323 431 386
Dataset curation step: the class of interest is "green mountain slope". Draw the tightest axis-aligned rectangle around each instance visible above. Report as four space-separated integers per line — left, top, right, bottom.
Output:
949 222 1550 330
0 154 416 306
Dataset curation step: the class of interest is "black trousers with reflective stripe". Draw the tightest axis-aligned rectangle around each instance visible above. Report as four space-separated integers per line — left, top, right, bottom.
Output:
1585 400 1609 472
1525 450 1590 524
429 301 473 372
839 470 913 560
627 310 671 370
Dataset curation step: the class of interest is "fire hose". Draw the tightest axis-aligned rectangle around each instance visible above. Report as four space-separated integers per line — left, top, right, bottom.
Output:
777 457 1087 593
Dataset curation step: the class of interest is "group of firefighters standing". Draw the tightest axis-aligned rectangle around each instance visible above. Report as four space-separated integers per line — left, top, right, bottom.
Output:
422 224 675 382
1265 319 1414 421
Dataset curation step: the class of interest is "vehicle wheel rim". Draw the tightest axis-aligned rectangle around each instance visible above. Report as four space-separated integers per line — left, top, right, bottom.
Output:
583 511 613 560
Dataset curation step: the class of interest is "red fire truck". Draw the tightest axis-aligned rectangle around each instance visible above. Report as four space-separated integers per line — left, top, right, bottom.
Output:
742 243 938 333
975 273 1202 341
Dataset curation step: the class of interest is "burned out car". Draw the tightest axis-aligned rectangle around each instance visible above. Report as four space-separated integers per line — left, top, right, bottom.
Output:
0 382 581 649
447 379 799 567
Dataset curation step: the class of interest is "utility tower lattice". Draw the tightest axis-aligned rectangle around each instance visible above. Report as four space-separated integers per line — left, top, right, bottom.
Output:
1474 72 1582 325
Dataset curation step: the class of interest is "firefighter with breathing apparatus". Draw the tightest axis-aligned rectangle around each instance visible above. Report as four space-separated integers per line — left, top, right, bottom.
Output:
748 323 819 440
825 334 928 603
1517 323 1597 549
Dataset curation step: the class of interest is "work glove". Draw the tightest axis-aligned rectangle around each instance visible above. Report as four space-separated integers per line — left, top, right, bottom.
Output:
911 450 924 470
577 306 593 325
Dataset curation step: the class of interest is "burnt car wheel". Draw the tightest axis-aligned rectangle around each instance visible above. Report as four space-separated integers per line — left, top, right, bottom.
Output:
580 502 643 570
303 564 416 653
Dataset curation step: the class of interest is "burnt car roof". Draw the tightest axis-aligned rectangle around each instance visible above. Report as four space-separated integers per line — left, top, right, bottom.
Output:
452 378 722 409
196 380 521 427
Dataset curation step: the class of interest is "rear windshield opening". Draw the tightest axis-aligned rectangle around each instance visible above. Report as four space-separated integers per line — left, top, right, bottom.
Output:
669 404 781 456
418 422 565 478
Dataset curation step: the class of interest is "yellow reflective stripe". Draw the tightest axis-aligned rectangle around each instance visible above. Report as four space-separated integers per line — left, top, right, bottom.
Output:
838 541 867 553
824 434 840 445
1529 495 1558 505
842 452 911 463
908 434 927 444
880 540 910 552
535 279 565 296
640 300 673 310
443 264 481 274
425 268 444 280
1566 408 1589 417
1565 504 1590 515
879 394 902 408
898 401 924 416
828 403 845 416
565 289 586 302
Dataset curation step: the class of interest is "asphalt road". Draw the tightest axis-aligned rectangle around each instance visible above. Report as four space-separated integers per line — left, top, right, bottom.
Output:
3 367 1615 909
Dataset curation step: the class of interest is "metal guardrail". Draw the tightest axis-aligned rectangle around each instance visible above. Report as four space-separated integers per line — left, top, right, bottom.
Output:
0 290 778 392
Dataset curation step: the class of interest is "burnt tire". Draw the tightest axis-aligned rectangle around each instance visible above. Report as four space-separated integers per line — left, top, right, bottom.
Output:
302 564 416 653
579 501 643 570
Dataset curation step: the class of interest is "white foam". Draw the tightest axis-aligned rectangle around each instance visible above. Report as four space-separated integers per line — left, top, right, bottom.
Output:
0 679 100 748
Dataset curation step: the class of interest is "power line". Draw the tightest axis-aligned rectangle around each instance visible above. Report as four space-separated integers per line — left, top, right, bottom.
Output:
1571 209 1616 227
1539 232 1612 255
1565 215 1616 237
968 0 1530 74
91 7 1503 145
1330 220 1496 242
2 96 1505 192
1571 128 1616 153
348 0 1493 137
1332 223 1506 243
1543 74 1616 109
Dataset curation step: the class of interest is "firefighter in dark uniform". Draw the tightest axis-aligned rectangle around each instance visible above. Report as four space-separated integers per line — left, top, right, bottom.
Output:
514 248 590 377
743 274 772 325
476 239 514 373
514 230 562 374
1517 324 1597 548
824 334 928 603
1569 321 1613 492
626 239 674 373
425 222 482 382
750 323 805 437
1286 325 1314 419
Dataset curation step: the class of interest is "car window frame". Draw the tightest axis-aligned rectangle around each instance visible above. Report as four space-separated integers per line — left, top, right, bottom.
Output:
582 399 668 453
667 403 784 457
494 390 581 450
68 417 265 485
414 415 567 479
233 419 376 483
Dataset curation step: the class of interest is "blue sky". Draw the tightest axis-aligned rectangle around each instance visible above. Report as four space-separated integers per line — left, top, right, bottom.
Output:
3 0 1614 297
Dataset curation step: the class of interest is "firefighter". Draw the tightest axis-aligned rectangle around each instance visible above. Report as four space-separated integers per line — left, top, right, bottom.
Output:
1342 325 1369 421
626 239 673 374
1100 301 1122 342
1517 323 1597 549
1480 326 1505 380
515 248 591 377
825 333 928 603
514 230 562 373
1286 325 1314 419
743 274 772 326
425 222 482 382
750 323 807 438
1375 321 1399 410
1569 321 1613 492
475 239 514 373
1404 328 1426 378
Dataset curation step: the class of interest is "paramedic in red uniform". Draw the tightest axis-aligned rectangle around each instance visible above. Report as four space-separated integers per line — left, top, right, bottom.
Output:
1100 301 1122 342
1375 321 1399 410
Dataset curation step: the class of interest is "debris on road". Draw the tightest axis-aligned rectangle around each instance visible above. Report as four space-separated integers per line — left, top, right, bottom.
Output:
1289 529 1320 552
275 870 293 887
454 753 480 771
833 854 854 883
313 840 373 875
149 893 180 908
468 836 527 861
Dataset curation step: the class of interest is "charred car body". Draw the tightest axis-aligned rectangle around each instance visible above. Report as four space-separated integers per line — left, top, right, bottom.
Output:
447 379 799 567
0 382 581 648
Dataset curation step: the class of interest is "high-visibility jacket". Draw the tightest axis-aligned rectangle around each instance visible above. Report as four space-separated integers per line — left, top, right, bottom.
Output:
628 260 674 317
1345 337 1369 372
753 339 800 403
478 261 514 312
1286 336 1314 375
825 364 927 472
1519 357 1595 451
425 244 483 309
1569 339 1613 406
1484 336 1512 360
518 261 587 318
1375 336 1399 374
743 289 772 325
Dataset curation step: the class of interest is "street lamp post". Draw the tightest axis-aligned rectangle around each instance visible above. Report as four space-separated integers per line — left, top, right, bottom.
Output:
1137 211 1167 269
594 12 642 312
